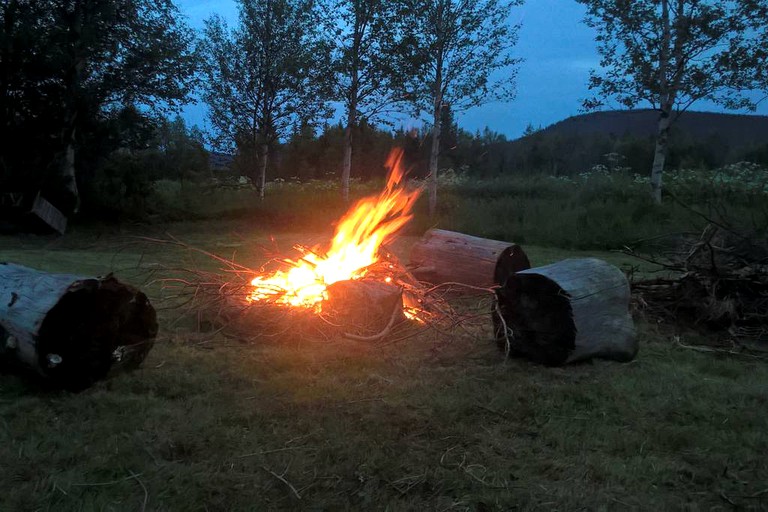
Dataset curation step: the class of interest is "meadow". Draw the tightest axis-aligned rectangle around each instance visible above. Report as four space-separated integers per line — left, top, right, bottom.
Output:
1 166 767 510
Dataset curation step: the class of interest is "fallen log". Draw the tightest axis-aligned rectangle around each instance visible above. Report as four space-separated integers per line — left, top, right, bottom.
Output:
493 258 637 365
325 279 404 339
409 229 530 287
0 263 158 390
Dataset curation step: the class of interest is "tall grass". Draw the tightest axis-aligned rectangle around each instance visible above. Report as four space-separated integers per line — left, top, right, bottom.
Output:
148 163 768 250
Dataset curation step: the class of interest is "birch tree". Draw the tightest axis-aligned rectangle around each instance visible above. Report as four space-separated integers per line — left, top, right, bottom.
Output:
578 0 768 203
322 0 403 202
399 0 522 216
200 0 332 199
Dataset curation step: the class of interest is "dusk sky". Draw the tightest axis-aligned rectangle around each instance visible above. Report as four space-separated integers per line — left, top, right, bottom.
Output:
177 0 768 140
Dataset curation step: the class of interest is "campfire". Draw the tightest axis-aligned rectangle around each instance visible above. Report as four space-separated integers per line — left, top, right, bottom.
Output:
166 147 448 343
153 148 638 362
247 149 421 321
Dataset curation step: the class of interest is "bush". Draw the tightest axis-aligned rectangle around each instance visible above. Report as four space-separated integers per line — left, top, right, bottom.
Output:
438 167 764 250
82 151 158 220
85 163 768 251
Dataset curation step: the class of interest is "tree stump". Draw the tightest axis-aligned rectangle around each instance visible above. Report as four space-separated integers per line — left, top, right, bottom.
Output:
325 280 404 339
0 263 158 390
409 229 530 287
493 258 637 365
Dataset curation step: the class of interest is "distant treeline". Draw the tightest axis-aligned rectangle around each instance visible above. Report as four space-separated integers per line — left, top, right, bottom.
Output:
251 111 768 183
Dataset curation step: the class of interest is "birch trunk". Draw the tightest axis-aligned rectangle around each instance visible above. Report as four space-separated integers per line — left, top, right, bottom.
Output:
60 123 80 213
651 109 671 204
650 0 672 205
428 93 441 218
428 11 446 219
341 10 362 204
57 0 87 214
258 141 269 200
342 89 356 203
342 121 353 203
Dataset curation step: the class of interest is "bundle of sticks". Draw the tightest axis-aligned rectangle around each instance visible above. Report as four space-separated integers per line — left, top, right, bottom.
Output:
147 237 489 345
627 224 768 345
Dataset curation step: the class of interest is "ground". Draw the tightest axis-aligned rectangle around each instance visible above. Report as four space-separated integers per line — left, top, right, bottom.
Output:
1 220 767 511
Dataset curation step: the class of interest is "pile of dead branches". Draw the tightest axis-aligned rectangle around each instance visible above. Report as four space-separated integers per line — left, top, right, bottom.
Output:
144 237 492 345
626 224 768 346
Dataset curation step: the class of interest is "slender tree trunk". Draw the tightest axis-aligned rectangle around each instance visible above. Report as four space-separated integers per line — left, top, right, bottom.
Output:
58 0 85 214
60 123 80 212
342 123 353 202
342 93 356 203
651 0 671 205
428 51 443 218
342 7 363 203
428 100 440 217
651 109 671 204
428 0 447 218
258 141 268 200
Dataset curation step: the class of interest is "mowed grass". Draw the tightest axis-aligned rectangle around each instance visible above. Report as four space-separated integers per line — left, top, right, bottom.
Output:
1 222 767 511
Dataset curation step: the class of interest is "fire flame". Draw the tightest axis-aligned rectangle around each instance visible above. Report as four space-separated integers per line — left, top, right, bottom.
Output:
248 149 421 312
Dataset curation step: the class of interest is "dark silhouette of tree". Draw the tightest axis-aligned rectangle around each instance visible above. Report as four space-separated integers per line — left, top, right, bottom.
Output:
0 0 197 214
579 0 768 203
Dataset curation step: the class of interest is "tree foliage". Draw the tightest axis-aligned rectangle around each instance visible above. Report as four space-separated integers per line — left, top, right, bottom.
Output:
199 0 333 198
0 0 197 214
396 0 523 215
578 0 768 202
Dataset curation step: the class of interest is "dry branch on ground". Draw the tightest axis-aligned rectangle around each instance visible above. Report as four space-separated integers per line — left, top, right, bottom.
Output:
143 237 492 346
627 224 768 349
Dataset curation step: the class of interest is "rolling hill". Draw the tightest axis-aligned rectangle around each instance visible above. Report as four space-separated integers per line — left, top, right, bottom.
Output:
527 109 768 149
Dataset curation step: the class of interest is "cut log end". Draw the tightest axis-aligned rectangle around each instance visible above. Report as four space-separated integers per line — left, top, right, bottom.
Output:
1 264 158 390
37 277 158 389
494 258 637 365
494 274 576 365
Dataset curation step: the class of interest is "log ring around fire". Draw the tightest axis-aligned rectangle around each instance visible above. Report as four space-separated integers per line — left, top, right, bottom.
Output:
0 263 158 390
409 229 531 288
493 258 638 366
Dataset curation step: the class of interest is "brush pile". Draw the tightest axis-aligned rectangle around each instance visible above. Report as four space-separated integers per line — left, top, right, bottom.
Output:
150 238 467 344
628 224 768 346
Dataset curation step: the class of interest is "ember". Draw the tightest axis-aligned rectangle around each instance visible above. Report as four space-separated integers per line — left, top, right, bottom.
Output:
248 149 422 319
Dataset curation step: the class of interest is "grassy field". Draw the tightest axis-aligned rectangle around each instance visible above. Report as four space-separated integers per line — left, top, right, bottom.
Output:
1 220 767 511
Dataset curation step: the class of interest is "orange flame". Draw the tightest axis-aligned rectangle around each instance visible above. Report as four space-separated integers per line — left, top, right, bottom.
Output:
248 149 420 311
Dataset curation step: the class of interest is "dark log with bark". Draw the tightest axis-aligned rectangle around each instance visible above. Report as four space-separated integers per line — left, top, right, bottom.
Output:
409 229 531 287
493 258 637 365
325 280 404 339
0 263 157 390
